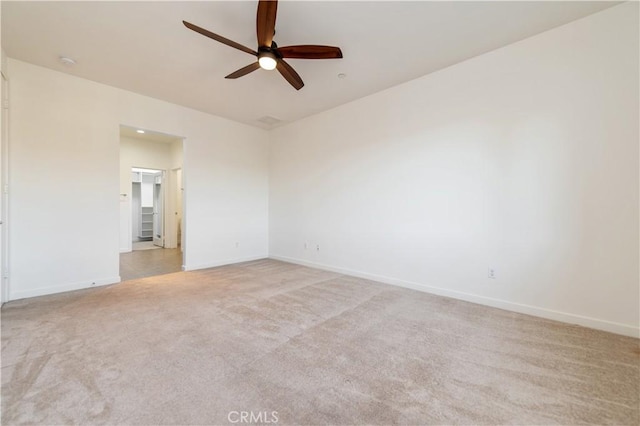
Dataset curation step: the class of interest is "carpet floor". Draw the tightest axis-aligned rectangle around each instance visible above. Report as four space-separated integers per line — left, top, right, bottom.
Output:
1 259 638 425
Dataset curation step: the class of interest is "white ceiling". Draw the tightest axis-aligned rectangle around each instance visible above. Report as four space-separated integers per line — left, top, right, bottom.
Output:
2 1 617 129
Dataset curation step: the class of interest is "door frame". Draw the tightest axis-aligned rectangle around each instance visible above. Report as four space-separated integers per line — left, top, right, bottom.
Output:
129 167 164 247
165 167 183 250
1 71 9 303
152 170 165 247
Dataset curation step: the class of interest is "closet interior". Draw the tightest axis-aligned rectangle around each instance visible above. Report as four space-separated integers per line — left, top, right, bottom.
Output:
131 168 162 243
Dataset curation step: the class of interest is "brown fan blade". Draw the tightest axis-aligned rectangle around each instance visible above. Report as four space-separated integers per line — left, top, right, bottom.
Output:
225 62 261 79
183 21 257 56
276 59 304 90
278 45 343 59
256 0 278 48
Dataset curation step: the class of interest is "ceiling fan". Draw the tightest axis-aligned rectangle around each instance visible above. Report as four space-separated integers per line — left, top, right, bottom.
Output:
183 0 343 90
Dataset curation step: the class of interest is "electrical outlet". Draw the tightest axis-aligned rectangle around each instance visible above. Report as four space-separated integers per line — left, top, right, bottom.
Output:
316 244 320 251
235 242 239 248
488 268 496 279
304 242 308 250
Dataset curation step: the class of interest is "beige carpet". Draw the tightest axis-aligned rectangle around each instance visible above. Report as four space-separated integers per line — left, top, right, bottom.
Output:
1 259 638 425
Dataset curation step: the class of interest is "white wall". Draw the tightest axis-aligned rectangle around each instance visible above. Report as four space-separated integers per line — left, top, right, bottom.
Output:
269 3 639 337
139 174 154 207
8 58 269 300
170 139 183 170
120 136 173 197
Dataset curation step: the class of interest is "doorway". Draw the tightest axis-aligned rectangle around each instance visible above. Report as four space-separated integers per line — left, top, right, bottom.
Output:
131 167 164 250
119 126 184 281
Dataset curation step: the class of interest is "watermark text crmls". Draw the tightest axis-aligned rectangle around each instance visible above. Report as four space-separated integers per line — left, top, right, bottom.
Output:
228 411 279 424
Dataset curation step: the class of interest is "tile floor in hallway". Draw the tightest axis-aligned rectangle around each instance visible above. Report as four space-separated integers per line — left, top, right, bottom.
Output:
119 247 183 281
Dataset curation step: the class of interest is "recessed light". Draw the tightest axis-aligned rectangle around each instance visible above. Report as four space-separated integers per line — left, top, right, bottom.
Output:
136 130 145 134
59 56 76 67
338 73 347 79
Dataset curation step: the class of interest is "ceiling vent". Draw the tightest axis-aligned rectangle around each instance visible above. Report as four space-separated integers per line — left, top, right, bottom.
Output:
257 116 282 126
59 56 76 66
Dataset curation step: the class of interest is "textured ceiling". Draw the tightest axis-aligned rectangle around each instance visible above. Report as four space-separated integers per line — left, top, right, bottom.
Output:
2 1 617 128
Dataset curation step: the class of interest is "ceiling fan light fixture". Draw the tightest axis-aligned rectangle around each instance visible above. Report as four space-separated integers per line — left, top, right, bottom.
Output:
258 52 277 70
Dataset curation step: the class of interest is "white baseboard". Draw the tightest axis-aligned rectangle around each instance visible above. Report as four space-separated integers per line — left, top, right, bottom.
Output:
184 255 267 272
9 276 121 301
269 255 639 338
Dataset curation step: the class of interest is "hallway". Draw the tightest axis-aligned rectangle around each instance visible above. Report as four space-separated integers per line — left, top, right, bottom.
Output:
119 248 182 281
